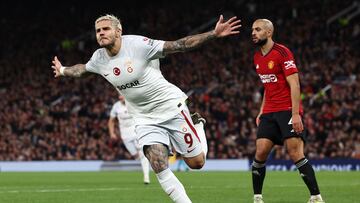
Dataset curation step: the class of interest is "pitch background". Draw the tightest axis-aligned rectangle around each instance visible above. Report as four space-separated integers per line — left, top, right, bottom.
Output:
0 171 358 203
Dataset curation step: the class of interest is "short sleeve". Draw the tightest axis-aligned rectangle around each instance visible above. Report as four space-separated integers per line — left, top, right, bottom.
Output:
280 46 298 76
134 36 165 60
85 49 104 74
110 103 117 118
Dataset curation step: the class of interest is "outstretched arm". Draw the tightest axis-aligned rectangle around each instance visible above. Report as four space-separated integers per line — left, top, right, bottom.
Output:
51 56 87 78
163 15 241 55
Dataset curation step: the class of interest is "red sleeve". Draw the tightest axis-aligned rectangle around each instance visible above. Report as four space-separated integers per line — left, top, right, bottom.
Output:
253 52 257 66
280 46 298 76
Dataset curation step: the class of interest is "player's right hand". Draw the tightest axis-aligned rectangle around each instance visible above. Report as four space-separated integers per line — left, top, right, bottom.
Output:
256 114 261 126
110 133 118 141
51 56 62 77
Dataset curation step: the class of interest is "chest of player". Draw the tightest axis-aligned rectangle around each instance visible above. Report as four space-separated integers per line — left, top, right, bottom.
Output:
254 54 286 84
100 57 145 86
255 57 283 75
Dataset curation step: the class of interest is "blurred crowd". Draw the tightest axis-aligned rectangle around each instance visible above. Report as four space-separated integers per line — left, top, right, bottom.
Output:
0 0 359 161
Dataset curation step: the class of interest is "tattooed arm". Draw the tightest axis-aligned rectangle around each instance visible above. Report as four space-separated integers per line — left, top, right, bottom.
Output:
163 31 217 54
163 15 241 55
51 56 87 78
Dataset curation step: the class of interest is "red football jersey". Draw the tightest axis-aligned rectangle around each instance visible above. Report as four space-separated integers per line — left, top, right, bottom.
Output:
253 43 303 114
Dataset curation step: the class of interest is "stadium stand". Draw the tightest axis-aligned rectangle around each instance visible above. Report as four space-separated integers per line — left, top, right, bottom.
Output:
0 0 359 161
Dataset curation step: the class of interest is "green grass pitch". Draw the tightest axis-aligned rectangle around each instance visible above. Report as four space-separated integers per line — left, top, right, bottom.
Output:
0 171 358 203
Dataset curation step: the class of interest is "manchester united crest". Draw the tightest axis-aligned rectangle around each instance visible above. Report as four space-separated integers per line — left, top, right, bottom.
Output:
268 61 274 69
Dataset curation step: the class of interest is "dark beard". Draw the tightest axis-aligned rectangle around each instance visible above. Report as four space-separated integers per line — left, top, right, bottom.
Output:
254 38 267 46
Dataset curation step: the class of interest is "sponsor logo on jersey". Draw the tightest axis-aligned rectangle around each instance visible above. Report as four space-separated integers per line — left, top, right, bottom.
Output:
117 80 140 90
284 60 296 70
258 74 278 83
113 67 121 76
268 60 274 69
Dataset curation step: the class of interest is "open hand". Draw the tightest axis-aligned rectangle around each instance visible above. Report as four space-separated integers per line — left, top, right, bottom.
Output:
214 15 242 37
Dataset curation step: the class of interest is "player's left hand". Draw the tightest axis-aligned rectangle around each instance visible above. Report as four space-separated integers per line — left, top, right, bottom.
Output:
214 15 241 37
292 114 304 134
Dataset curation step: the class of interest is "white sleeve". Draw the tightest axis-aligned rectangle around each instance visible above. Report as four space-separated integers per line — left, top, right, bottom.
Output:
110 103 117 118
85 49 102 73
134 36 165 60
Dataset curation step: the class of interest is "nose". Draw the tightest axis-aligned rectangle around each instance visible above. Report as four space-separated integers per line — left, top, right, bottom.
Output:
98 29 105 36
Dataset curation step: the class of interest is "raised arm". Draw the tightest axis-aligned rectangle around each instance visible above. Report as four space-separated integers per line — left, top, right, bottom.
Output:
51 56 87 78
163 15 241 55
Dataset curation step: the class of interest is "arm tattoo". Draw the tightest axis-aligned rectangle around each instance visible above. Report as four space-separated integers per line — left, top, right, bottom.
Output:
163 30 216 55
64 64 87 77
144 144 169 173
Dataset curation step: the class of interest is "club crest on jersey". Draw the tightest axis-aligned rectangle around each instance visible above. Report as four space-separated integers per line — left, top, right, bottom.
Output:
256 64 259 69
124 60 133 73
127 67 133 73
113 67 121 76
268 61 274 69
181 124 188 132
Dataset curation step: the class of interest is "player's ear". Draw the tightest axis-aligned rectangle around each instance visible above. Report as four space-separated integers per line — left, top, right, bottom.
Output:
266 29 272 37
116 28 122 38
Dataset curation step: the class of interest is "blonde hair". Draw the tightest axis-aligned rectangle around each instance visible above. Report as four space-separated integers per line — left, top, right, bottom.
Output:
255 19 274 34
95 14 122 30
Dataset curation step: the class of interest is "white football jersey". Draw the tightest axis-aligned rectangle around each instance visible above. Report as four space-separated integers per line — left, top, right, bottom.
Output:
86 35 187 125
109 101 136 141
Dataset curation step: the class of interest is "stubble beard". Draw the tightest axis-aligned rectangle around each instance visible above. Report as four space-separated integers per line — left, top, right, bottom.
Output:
254 38 268 47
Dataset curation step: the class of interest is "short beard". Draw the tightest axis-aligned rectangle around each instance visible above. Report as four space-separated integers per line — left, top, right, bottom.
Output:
99 38 116 49
254 38 268 47
100 42 115 50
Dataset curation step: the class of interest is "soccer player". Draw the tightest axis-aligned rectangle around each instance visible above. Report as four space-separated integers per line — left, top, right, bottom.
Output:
52 14 241 203
251 19 325 203
108 94 150 184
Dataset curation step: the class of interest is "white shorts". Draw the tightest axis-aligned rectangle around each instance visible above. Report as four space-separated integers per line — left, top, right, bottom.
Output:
136 105 202 158
120 127 139 156
123 139 140 156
